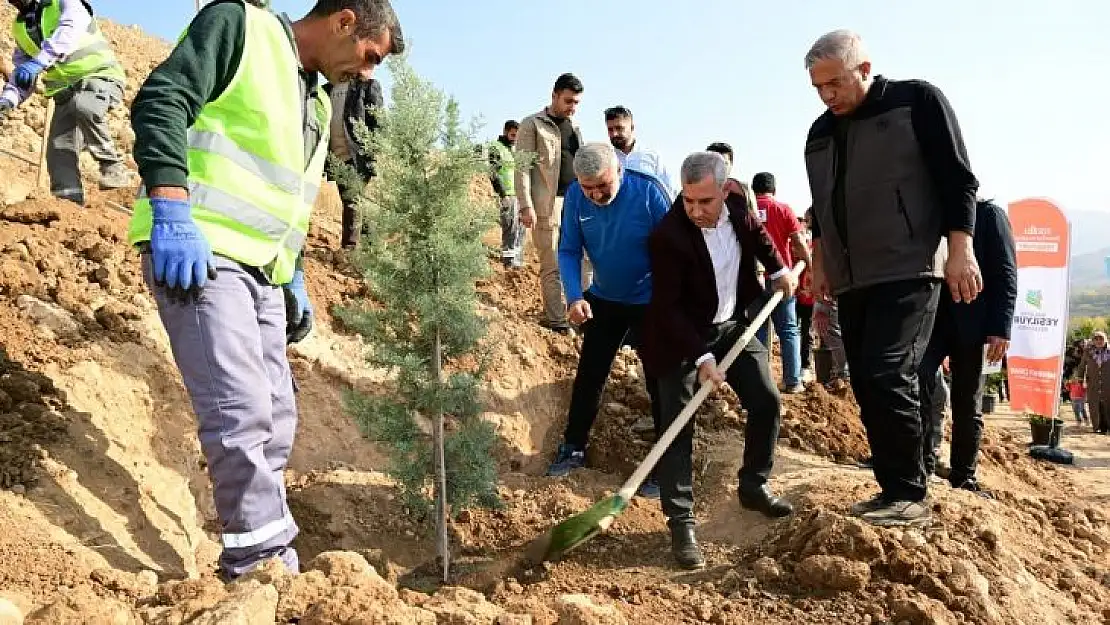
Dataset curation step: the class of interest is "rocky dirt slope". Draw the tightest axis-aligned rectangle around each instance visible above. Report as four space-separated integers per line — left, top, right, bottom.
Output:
0 7 1108 625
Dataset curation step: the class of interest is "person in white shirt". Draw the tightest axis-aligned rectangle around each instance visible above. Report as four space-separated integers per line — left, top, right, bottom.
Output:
639 151 798 570
605 105 676 200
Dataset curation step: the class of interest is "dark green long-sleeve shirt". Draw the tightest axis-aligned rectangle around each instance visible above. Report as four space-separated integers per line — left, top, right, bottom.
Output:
131 0 321 190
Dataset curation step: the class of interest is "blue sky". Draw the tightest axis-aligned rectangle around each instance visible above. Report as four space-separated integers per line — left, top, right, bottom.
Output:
101 0 1109 218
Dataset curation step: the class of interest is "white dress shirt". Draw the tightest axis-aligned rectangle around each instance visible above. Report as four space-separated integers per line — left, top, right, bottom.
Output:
616 143 676 200
694 205 790 368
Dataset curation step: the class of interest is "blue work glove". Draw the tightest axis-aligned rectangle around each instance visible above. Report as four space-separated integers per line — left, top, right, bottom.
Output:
13 59 46 91
150 198 217 304
282 269 313 343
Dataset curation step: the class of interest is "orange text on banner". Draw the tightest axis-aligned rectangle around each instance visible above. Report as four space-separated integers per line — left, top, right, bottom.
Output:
1006 198 1070 418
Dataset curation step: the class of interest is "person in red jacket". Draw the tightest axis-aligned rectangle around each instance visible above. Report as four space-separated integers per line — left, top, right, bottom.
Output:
1067 379 1088 425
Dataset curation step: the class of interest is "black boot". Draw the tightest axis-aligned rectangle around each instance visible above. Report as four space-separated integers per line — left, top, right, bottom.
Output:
739 484 794 518
669 525 705 570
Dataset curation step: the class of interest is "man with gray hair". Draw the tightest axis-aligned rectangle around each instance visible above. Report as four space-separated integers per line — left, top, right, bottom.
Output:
545 142 671 489
803 29 981 527
639 151 797 569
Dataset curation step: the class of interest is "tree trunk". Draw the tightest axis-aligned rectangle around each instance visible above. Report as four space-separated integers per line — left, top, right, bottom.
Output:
432 328 449 581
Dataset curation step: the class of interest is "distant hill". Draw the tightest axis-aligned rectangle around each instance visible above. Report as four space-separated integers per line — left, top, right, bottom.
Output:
1070 246 1110 288
1067 210 1110 257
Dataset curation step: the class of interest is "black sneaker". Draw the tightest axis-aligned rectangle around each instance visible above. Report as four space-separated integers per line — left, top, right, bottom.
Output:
545 443 585 477
953 479 994 499
540 319 573 335
860 500 931 527
636 477 660 499
849 493 888 517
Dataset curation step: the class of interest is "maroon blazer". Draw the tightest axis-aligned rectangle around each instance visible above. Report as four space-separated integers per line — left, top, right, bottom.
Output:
640 191 785 378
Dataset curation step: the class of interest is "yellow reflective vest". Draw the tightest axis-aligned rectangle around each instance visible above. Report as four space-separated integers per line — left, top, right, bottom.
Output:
129 2 331 286
11 0 126 97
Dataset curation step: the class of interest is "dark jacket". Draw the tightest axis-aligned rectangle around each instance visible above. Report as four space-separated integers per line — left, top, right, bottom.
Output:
804 76 979 295
338 78 383 179
944 199 1017 343
640 192 785 377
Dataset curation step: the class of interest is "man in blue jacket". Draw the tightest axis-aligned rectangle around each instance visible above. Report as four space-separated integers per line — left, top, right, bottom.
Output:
918 198 1017 495
544 142 671 492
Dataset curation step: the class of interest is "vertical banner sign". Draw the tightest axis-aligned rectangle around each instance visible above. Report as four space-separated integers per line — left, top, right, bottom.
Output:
1006 199 1071 418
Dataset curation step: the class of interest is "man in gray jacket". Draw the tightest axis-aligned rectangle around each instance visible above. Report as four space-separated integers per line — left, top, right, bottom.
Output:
803 29 982 527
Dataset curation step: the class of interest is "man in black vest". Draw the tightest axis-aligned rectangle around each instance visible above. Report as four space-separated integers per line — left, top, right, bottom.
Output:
803 29 982 527
920 198 1017 496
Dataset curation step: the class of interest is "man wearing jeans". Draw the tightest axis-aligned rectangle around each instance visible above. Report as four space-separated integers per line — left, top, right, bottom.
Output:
1 0 132 204
544 144 669 492
753 172 811 393
804 30 982 527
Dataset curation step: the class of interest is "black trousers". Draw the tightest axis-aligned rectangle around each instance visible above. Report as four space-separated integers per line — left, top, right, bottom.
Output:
838 279 940 502
919 302 986 486
336 173 362 248
563 293 660 448
797 301 814 370
655 320 781 528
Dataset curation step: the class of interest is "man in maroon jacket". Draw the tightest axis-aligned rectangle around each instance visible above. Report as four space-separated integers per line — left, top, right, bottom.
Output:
641 151 799 570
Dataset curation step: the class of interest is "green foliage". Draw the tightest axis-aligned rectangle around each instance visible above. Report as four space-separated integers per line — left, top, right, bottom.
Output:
341 55 501 522
983 371 1006 396
1026 412 1062 426
1069 316 1109 340
1070 284 1110 319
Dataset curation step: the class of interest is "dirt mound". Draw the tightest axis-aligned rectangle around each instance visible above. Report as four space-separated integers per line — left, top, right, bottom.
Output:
744 491 1110 624
780 385 869 464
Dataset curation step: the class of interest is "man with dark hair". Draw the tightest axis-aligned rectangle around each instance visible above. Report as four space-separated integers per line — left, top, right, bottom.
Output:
516 73 586 334
326 76 384 248
127 0 404 579
2 0 132 204
919 198 1017 495
706 142 735 170
489 119 523 267
604 105 674 198
803 29 981 527
752 172 811 393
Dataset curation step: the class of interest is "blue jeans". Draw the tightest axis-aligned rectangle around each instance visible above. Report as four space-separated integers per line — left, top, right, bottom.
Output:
755 290 801 387
1072 399 1087 422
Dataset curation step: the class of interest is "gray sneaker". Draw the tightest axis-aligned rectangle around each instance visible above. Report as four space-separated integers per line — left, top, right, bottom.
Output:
849 494 888 517
860 500 931 528
99 165 133 190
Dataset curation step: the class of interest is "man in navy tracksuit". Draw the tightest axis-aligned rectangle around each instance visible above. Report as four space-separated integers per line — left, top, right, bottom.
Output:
544 142 671 493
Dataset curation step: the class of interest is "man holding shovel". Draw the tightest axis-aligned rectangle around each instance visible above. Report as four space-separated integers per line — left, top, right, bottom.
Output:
1 0 132 203
640 151 797 570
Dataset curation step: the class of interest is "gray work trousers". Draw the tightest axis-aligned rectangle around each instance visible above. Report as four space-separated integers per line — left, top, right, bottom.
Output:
142 254 299 579
499 196 525 266
48 77 125 203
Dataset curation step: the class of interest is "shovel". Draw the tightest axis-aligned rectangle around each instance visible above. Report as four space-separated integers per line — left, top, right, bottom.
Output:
524 261 807 563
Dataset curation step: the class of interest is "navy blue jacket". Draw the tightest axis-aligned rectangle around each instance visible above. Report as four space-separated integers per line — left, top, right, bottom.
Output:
946 199 1018 342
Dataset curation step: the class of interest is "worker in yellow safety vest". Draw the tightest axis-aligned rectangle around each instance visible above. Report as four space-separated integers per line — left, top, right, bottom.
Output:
1 0 132 204
126 0 404 580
